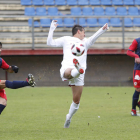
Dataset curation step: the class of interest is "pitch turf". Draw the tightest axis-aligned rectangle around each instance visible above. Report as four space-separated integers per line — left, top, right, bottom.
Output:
0 87 139 140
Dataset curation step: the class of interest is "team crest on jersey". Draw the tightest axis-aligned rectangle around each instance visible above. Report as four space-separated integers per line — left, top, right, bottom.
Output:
134 82 137 86
134 75 140 80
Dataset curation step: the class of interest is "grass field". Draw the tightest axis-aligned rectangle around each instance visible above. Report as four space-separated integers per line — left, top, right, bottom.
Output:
0 87 139 140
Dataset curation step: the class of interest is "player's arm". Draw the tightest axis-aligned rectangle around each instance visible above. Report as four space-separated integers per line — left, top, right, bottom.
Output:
0 58 19 73
85 23 109 49
47 20 64 47
127 39 140 63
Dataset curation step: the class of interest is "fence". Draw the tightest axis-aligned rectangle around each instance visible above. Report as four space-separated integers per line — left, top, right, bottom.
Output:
0 15 140 50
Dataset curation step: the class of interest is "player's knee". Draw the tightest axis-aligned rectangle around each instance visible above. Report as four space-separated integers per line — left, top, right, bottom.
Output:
136 88 140 92
0 80 6 89
73 99 80 104
75 101 80 104
64 71 73 79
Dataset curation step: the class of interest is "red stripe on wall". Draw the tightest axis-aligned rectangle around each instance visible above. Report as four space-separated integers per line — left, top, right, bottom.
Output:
1 49 127 56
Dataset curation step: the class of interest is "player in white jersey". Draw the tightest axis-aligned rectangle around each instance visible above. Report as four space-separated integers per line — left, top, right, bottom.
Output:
47 20 109 128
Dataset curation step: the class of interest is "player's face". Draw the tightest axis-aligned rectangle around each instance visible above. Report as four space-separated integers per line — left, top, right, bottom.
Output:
79 29 85 40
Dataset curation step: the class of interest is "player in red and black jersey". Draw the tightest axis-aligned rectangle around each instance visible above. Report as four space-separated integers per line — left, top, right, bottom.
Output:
127 38 140 116
0 42 36 115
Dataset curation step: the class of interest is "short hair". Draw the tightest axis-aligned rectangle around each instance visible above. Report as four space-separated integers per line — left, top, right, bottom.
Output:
72 24 84 36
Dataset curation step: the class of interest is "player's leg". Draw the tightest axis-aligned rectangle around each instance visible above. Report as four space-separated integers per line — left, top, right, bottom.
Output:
70 85 83 115
0 80 6 89
136 88 140 110
64 68 80 79
137 100 140 110
64 58 84 80
0 88 7 115
131 70 140 116
0 97 7 115
64 86 83 128
131 88 140 116
73 58 84 74
0 74 36 89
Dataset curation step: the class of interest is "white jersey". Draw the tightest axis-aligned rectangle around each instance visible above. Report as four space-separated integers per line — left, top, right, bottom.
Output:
61 36 87 69
47 21 109 70
48 36 88 69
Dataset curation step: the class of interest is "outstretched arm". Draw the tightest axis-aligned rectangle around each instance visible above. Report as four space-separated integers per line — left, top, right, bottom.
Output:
0 58 19 73
85 23 109 49
47 20 64 47
6 66 13 73
5 65 18 73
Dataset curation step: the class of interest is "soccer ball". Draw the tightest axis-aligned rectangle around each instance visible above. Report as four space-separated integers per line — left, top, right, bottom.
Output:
71 43 85 56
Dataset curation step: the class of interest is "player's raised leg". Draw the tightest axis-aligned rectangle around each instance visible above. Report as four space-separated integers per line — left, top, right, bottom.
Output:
63 59 84 80
0 74 36 90
73 58 84 74
64 86 83 128
64 68 80 80
26 73 36 87
0 74 36 115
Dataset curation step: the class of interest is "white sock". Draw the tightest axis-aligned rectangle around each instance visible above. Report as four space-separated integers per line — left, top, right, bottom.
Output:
67 101 80 120
71 69 80 78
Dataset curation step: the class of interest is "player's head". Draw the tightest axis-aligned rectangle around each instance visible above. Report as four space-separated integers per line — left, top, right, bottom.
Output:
72 25 85 40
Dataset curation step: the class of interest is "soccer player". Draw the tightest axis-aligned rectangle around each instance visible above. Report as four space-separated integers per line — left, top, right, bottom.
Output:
0 42 36 115
47 20 109 128
127 38 140 116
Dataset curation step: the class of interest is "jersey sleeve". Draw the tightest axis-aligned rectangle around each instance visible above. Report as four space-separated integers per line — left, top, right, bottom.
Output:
84 27 107 49
0 58 10 69
127 50 139 58
128 39 138 51
127 39 139 58
47 27 64 47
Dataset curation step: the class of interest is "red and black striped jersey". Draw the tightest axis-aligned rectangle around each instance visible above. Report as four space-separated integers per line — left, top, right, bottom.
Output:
127 38 140 70
0 58 9 69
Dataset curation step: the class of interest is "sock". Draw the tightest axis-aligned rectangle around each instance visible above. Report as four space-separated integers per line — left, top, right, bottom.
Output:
68 101 80 120
0 104 6 114
5 80 29 89
132 90 139 110
71 69 80 78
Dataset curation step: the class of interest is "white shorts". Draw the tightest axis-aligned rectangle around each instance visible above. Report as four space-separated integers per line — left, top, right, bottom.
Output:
60 66 85 86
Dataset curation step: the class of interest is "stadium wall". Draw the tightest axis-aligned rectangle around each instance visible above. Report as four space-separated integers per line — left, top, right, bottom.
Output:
0 55 134 87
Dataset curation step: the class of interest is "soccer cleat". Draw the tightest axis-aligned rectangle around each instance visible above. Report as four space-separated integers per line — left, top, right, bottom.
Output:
64 114 71 128
131 109 137 116
73 58 84 74
26 74 36 87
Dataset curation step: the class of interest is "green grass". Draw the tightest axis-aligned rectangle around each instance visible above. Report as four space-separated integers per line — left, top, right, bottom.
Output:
0 87 139 140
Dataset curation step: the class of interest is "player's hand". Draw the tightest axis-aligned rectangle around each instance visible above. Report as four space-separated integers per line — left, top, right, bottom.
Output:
50 20 58 31
102 23 109 30
12 65 19 73
135 58 140 64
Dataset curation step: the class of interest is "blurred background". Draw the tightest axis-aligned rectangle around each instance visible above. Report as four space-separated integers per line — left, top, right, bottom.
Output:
0 0 138 86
